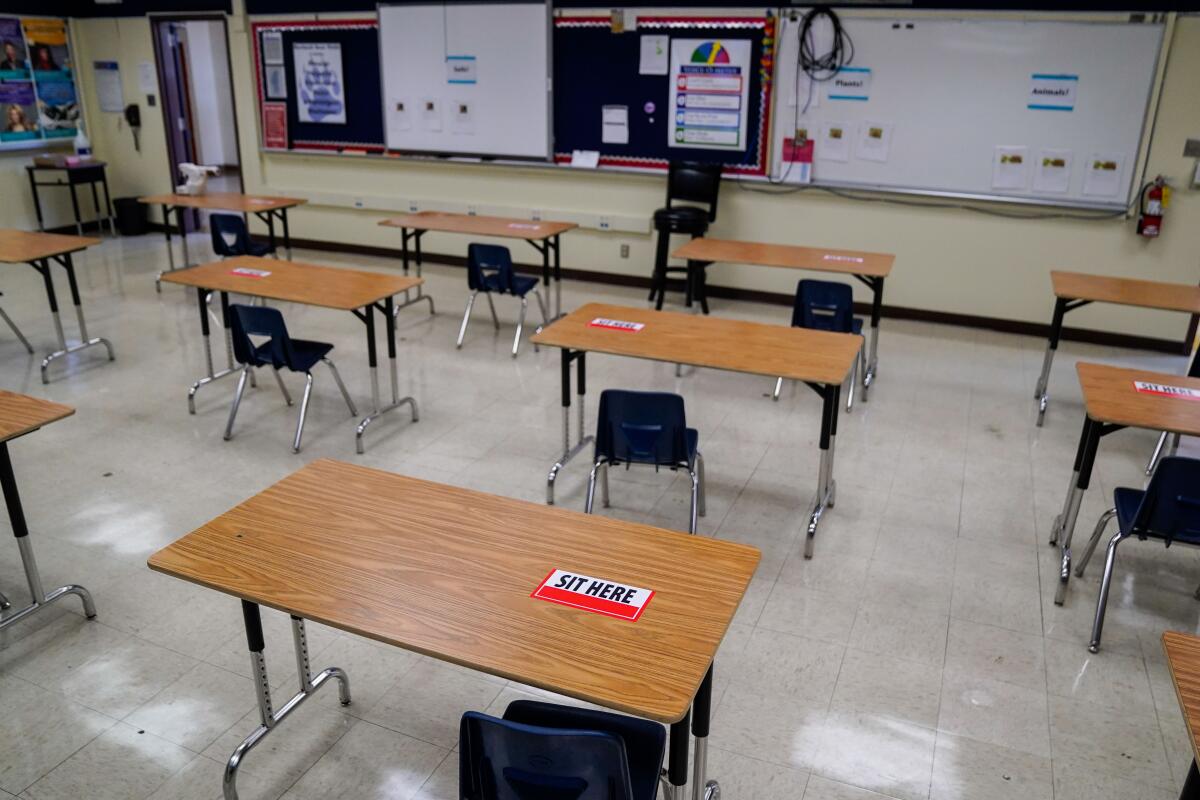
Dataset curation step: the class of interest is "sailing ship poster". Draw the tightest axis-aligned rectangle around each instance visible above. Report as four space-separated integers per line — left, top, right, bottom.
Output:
293 42 346 124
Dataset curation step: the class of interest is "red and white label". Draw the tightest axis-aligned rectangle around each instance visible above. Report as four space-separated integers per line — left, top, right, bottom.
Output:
1134 381 1200 401
823 254 864 264
262 103 287 150
588 317 644 332
231 267 272 278
531 569 654 622
507 222 542 231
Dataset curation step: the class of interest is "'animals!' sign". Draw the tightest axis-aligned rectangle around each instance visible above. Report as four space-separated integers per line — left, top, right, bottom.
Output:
531 569 654 621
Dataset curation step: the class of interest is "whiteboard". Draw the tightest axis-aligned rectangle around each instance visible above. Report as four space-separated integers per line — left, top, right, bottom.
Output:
378 2 551 160
770 14 1165 209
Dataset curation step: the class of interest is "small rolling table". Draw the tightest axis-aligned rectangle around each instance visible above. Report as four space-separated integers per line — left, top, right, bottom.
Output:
673 237 894 401
1034 270 1200 426
148 459 758 800
533 302 861 558
138 192 308 289
0 230 114 383
1049 362 1200 605
0 390 96 632
26 156 115 237
379 211 577 319
160 256 422 453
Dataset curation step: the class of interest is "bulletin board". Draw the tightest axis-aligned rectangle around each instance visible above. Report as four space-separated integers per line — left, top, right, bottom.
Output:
250 19 385 154
552 15 775 176
0 15 82 152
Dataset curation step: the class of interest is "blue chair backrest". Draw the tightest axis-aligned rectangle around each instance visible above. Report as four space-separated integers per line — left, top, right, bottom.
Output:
595 390 689 468
210 213 252 258
666 161 721 221
1188 347 1200 379
459 711 635 800
1132 456 1200 545
230 304 293 370
468 244 516 293
792 279 856 333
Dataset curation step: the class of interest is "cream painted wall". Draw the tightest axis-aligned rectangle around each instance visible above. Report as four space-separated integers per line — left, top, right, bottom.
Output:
70 10 1200 341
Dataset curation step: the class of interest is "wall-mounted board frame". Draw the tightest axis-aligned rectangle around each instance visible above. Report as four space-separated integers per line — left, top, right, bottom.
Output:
0 15 83 152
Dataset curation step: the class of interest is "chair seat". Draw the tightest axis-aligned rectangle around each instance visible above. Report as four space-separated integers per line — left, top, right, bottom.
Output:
502 700 665 800
653 206 710 235
1115 486 1200 546
245 239 274 258
481 272 538 297
245 337 333 372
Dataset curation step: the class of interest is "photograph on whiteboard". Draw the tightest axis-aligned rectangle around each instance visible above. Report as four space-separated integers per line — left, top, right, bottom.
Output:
856 121 892 163
1082 152 1123 197
0 81 38 141
265 65 287 100
294 42 346 124
668 38 751 151
991 145 1029 190
1033 149 1072 193
0 18 27 78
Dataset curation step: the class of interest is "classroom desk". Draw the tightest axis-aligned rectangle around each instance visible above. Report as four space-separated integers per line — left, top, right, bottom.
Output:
1162 631 1200 800
532 302 861 558
26 156 116 237
160 256 422 453
379 211 577 319
138 193 307 288
1034 270 1200 426
0 230 114 383
673 237 894 400
1048 363 1200 605
148 459 759 800
0 390 96 632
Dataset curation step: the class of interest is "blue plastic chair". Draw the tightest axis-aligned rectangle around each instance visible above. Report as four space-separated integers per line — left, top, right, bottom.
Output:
586 389 705 535
0 291 32 354
460 700 667 800
1074 457 1200 652
457 244 548 358
773 279 866 410
1143 347 1200 475
224 304 357 453
210 213 274 258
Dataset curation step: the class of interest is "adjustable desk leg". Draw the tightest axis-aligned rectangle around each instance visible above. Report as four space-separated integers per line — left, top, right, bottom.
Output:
553 234 563 319
0 442 96 633
1052 415 1108 606
546 350 593 505
1035 297 1069 427
691 664 718 800
28 169 45 232
862 276 883 400
188 288 241 414
102 173 116 236
68 182 83 237
356 298 418 454
664 709 691 800
805 384 839 559
223 601 350 800
395 228 435 316
157 205 179 292
35 255 114 383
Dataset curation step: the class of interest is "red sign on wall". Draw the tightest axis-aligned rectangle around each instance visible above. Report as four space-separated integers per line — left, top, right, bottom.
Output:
263 103 287 150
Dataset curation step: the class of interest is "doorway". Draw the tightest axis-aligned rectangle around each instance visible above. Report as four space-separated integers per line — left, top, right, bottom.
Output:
151 16 242 233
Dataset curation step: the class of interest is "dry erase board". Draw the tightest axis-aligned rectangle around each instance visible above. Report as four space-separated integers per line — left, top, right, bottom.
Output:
377 2 551 160
553 15 776 176
770 13 1165 209
251 19 385 154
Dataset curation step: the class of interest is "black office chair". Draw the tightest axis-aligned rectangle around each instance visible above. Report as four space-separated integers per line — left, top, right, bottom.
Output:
649 161 722 313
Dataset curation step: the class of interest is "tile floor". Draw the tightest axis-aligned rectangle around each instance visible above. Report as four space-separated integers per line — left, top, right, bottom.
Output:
0 232 1197 800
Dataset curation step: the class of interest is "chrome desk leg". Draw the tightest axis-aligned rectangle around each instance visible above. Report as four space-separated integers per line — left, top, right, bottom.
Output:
223 602 350 800
156 205 192 290
1145 431 1169 476
1052 416 1107 606
663 709 691 800
1035 297 1070 427
805 384 840 559
356 297 418 454
692 665 718 800
189 290 241 414
859 275 884 402
36 255 114 384
395 228 435 315
546 350 593 504
0 442 96 633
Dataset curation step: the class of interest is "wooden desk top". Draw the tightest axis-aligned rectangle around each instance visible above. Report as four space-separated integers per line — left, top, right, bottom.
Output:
379 211 577 241
1077 363 1200 436
1163 632 1200 766
0 229 101 263
159 256 422 311
532 302 861 386
1052 271 1200 314
149 460 759 723
673 237 894 279
137 192 306 213
0 390 73 444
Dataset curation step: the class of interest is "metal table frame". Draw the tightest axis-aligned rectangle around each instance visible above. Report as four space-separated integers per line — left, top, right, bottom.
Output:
545 347 842 558
17 251 115 383
183 287 417 453
156 202 296 290
26 162 116 238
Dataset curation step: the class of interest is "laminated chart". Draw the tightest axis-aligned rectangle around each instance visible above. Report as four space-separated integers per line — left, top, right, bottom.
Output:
668 38 751 150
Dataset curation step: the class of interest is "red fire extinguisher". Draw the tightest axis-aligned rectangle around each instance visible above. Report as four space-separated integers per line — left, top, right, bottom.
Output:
1137 175 1170 238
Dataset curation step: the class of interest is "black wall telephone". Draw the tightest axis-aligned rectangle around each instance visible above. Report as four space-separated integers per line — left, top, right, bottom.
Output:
124 104 141 152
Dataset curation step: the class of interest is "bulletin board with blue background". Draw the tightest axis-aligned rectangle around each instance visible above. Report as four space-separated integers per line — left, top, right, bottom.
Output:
0 16 80 148
553 15 775 175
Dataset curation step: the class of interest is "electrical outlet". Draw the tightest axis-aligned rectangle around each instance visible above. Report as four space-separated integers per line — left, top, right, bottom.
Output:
531 208 543 221
619 244 629 258
408 202 419 213
353 198 365 209
1185 138 1200 158
467 204 478 216
598 216 611 231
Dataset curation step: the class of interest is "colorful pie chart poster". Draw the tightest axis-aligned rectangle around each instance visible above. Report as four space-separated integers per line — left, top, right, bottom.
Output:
667 38 751 151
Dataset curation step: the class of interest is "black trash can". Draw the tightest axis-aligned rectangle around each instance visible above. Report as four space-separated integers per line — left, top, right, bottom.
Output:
113 197 148 236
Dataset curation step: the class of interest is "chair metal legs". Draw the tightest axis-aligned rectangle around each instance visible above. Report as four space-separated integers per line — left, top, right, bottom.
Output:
457 291 478 349
272 368 293 406
584 460 602 515
485 292 500 330
584 456 706 535
772 376 784 402
1074 507 1116 578
0 305 33 354
513 297 528 358
292 374 314 453
224 366 252 441
1089 527 1131 652
323 358 358 417
696 451 706 518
